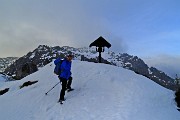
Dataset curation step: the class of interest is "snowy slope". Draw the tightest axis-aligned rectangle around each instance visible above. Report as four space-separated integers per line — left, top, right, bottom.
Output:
0 60 179 120
0 74 6 88
0 74 5 81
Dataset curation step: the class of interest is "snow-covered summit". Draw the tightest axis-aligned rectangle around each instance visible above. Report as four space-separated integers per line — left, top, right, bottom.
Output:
0 60 180 120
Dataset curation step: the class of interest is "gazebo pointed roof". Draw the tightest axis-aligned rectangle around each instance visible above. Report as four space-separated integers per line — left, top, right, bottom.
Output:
89 36 111 48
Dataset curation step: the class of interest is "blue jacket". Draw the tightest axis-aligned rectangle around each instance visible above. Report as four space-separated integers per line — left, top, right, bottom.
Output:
54 58 72 80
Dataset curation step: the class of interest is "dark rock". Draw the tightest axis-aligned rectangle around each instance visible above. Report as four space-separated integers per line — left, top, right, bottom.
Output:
0 88 9 95
175 89 180 111
19 80 38 89
11 62 38 80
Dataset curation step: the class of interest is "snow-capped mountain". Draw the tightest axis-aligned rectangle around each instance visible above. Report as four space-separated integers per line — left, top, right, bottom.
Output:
0 57 18 73
0 60 180 120
4 45 177 90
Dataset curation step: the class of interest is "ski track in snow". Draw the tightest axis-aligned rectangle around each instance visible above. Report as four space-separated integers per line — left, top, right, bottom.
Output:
0 60 180 120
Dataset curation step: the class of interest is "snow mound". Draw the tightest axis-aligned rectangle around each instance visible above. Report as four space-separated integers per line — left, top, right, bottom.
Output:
0 60 179 120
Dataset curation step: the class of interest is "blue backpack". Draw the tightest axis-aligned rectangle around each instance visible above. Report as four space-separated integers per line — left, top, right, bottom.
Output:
54 58 64 75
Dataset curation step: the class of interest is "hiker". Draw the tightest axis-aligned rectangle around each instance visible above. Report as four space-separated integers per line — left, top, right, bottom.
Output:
54 55 73 102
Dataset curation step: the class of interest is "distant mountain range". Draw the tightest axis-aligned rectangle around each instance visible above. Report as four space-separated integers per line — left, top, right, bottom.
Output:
0 57 18 73
2 45 178 90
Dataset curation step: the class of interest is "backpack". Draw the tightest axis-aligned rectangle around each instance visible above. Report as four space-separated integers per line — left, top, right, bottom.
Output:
54 58 64 75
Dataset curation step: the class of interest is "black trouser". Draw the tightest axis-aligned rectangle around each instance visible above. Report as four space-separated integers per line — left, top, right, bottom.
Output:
67 76 72 89
59 77 73 100
59 77 67 100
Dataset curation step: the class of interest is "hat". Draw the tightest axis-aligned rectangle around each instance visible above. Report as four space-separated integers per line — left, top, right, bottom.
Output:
67 54 73 58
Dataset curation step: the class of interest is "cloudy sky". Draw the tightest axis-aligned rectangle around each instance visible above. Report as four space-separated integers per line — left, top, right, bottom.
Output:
0 0 180 76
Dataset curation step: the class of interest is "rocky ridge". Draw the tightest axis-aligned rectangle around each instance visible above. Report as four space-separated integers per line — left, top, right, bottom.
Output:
3 45 177 90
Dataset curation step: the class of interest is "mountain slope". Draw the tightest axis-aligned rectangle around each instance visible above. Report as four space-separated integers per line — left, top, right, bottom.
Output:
0 60 179 120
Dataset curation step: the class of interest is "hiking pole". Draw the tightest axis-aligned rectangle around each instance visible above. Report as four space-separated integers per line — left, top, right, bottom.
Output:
45 82 60 95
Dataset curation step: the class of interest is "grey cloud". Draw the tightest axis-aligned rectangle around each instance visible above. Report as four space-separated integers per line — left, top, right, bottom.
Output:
2 0 178 58
0 0 129 57
143 54 180 78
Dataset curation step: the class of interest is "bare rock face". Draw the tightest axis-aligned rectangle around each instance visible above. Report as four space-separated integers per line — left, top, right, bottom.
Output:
175 89 180 111
14 62 38 80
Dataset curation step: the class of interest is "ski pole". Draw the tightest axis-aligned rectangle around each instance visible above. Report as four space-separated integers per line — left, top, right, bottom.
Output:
45 82 60 95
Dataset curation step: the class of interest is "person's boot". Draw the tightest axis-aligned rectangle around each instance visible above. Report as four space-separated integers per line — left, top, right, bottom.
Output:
58 98 66 104
66 87 74 92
